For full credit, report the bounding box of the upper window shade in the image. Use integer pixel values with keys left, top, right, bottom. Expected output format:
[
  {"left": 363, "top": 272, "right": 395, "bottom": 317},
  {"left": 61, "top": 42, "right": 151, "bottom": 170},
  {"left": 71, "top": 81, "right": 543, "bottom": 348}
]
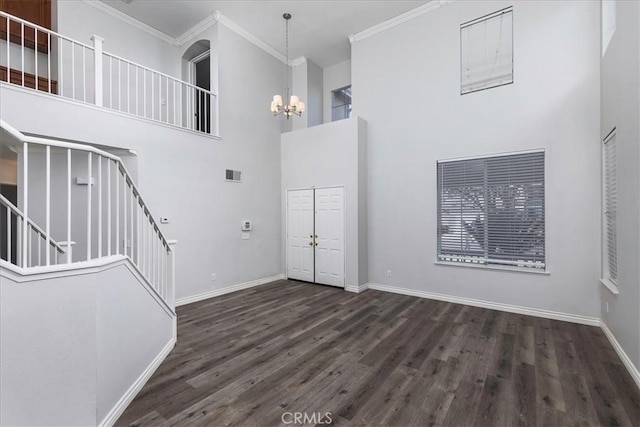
[{"left": 461, "top": 7, "right": 513, "bottom": 94}]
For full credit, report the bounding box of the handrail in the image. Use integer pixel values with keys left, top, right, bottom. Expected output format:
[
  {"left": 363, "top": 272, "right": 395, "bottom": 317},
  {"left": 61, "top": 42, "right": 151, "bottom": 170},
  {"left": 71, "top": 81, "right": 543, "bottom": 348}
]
[
  {"left": 0, "top": 10, "right": 95, "bottom": 50},
  {"left": 102, "top": 51, "right": 217, "bottom": 95},
  {"left": 0, "top": 194, "right": 65, "bottom": 254},
  {"left": 2, "top": 121, "right": 170, "bottom": 248}
]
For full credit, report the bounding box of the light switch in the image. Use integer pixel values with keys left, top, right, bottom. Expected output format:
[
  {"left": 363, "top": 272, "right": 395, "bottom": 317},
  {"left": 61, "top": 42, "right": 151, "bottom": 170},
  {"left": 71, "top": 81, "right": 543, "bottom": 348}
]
[{"left": 242, "top": 232, "right": 250, "bottom": 240}]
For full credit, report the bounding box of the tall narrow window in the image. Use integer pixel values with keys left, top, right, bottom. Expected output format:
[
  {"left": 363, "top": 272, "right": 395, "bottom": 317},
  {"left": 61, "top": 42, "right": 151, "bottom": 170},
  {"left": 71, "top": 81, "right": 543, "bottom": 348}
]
[
  {"left": 603, "top": 130, "right": 618, "bottom": 287},
  {"left": 437, "top": 150, "right": 545, "bottom": 270},
  {"left": 331, "top": 85, "right": 352, "bottom": 121},
  {"left": 461, "top": 7, "right": 513, "bottom": 94}
]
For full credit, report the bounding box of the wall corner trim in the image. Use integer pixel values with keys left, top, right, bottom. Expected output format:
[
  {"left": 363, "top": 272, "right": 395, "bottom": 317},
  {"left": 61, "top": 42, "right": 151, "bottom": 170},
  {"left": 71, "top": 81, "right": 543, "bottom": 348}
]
[
  {"left": 175, "top": 274, "right": 286, "bottom": 306},
  {"left": 290, "top": 56, "right": 307, "bottom": 67},
  {"left": 214, "top": 11, "right": 287, "bottom": 64},
  {"left": 365, "top": 282, "right": 601, "bottom": 326},
  {"left": 175, "top": 13, "right": 218, "bottom": 46},
  {"left": 98, "top": 338, "right": 176, "bottom": 427},
  {"left": 600, "top": 321, "right": 640, "bottom": 390},
  {"left": 349, "top": 0, "right": 452, "bottom": 44},
  {"left": 345, "top": 283, "right": 369, "bottom": 293},
  {"left": 80, "top": 0, "right": 177, "bottom": 45}
]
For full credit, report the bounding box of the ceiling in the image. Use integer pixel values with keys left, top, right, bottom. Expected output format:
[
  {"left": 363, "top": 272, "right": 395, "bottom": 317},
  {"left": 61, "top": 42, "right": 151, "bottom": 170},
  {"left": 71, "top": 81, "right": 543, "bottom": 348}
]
[{"left": 98, "top": 0, "right": 429, "bottom": 67}]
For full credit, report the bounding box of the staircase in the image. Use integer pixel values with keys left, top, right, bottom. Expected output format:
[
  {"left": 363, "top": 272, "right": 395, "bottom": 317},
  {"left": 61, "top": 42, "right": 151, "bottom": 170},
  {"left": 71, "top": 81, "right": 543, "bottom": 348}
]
[
  {"left": 0, "top": 119, "right": 175, "bottom": 309},
  {"left": 0, "top": 118, "right": 178, "bottom": 426}
]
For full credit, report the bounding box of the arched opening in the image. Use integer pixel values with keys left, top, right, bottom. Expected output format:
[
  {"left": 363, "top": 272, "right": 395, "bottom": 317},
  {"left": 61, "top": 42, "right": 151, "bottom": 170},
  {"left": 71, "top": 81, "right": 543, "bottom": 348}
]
[{"left": 182, "top": 40, "right": 211, "bottom": 134}]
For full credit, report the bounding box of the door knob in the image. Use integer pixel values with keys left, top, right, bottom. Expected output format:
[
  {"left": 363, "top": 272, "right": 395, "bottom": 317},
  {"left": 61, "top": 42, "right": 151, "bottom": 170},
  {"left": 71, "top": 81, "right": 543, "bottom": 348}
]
[
  {"left": 309, "top": 242, "right": 313, "bottom": 246},
  {"left": 314, "top": 242, "right": 318, "bottom": 246}
]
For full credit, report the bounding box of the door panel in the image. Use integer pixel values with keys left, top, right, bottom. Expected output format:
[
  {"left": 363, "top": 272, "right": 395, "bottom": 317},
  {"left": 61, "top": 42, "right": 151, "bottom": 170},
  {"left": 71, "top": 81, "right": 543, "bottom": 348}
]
[
  {"left": 286, "top": 190, "right": 314, "bottom": 282},
  {"left": 314, "top": 187, "right": 344, "bottom": 287}
]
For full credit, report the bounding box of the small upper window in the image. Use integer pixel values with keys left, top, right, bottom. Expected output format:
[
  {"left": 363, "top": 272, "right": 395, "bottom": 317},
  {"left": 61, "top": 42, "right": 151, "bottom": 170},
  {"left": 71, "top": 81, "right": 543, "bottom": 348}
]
[
  {"left": 460, "top": 7, "right": 513, "bottom": 94},
  {"left": 331, "top": 85, "right": 352, "bottom": 121}
]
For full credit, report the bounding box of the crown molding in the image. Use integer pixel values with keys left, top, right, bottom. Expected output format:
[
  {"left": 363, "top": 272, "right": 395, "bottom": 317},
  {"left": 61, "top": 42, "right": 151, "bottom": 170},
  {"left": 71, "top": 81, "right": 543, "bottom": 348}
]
[
  {"left": 215, "top": 11, "right": 287, "bottom": 64},
  {"left": 81, "top": 0, "right": 176, "bottom": 45},
  {"left": 175, "top": 13, "right": 217, "bottom": 46},
  {"left": 290, "top": 56, "right": 306, "bottom": 67},
  {"left": 80, "top": 3, "right": 292, "bottom": 65},
  {"left": 349, "top": 0, "right": 452, "bottom": 44}
]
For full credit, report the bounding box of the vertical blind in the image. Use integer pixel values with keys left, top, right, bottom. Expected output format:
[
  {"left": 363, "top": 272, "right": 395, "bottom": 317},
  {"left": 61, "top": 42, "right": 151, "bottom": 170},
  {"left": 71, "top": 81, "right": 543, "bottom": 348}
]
[
  {"left": 461, "top": 7, "right": 513, "bottom": 94},
  {"left": 437, "top": 151, "right": 545, "bottom": 269},
  {"left": 603, "top": 132, "right": 618, "bottom": 283}
]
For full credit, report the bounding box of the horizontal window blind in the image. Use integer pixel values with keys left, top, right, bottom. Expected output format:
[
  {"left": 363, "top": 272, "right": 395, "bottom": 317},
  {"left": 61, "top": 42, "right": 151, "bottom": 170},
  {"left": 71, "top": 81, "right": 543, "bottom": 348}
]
[
  {"left": 461, "top": 7, "right": 513, "bottom": 94},
  {"left": 437, "top": 151, "right": 545, "bottom": 269},
  {"left": 603, "top": 133, "right": 617, "bottom": 283}
]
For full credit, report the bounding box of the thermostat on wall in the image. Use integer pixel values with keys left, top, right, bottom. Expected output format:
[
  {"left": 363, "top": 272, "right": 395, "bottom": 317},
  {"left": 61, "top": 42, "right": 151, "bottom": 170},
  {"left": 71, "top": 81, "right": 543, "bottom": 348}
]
[{"left": 241, "top": 220, "right": 252, "bottom": 231}]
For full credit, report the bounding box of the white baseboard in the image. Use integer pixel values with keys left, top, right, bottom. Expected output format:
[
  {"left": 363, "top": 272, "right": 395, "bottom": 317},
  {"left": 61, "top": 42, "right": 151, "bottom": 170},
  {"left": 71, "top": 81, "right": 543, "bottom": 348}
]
[
  {"left": 365, "top": 283, "right": 600, "bottom": 327},
  {"left": 600, "top": 321, "right": 640, "bottom": 390},
  {"left": 345, "top": 283, "right": 370, "bottom": 293},
  {"left": 175, "top": 274, "right": 286, "bottom": 307},
  {"left": 99, "top": 337, "right": 176, "bottom": 427}
]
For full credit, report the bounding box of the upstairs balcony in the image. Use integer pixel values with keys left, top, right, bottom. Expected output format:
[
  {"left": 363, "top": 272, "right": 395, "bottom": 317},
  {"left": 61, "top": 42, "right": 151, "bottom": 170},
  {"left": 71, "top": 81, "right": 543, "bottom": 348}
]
[{"left": 0, "top": 11, "right": 218, "bottom": 137}]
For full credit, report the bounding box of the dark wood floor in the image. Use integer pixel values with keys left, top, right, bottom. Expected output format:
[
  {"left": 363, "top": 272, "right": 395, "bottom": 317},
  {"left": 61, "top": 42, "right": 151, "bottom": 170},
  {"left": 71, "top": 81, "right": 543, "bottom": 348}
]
[{"left": 118, "top": 280, "right": 640, "bottom": 426}]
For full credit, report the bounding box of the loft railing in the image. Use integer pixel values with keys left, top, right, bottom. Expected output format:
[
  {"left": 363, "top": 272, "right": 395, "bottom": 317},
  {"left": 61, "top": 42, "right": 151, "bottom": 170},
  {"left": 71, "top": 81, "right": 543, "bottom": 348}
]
[
  {"left": 0, "top": 193, "right": 66, "bottom": 267},
  {"left": 0, "top": 11, "right": 217, "bottom": 135},
  {"left": 0, "top": 120, "right": 175, "bottom": 308}
]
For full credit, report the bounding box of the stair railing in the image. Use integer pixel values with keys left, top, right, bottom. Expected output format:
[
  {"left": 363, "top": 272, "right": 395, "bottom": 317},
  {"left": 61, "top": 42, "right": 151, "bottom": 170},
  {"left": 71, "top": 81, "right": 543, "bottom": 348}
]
[
  {"left": 0, "top": 193, "right": 66, "bottom": 267},
  {"left": 0, "top": 120, "right": 175, "bottom": 308}
]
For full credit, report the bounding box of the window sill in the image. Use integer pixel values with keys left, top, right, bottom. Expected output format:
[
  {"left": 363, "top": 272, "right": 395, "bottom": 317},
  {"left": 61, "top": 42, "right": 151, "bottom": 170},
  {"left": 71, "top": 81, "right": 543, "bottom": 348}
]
[
  {"left": 600, "top": 278, "right": 619, "bottom": 295},
  {"left": 434, "top": 261, "right": 549, "bottom": 275}
]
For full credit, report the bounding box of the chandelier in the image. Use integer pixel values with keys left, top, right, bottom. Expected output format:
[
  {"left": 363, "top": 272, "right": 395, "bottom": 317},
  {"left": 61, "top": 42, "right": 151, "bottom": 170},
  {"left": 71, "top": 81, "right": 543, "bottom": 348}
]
[{"left": 270, "top": 13, "right": 305, "bottom": 119}]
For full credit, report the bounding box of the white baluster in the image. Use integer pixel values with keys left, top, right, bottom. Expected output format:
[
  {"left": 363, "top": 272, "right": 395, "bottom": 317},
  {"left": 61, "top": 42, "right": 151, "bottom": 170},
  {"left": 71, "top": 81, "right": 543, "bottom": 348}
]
[
  {"left": 67, "top": 148, "right": 71, "bottom": 263},
  {"left": 107, "top": 157, "right": 111, "bottom": 255},
  {"left": 91, "top": 35, "right": 104, "bottom": 107},
  {"left": 115, "top": 163, "right": 119, "bottom": 255},
  {"left": 45, "top": 145, "right": 50, "bottom": 266},
  {"left": 123, "top": 176, "right": 127, "bottom": 257},
  {"left": 87, "top": 152, "right": 92, "bottom": 260},
  {"left": 98, "top": 155, "right": 102, "bottom": 258},
  {"left": 22, "top": 142, "right": 28, "bottom": 266}
]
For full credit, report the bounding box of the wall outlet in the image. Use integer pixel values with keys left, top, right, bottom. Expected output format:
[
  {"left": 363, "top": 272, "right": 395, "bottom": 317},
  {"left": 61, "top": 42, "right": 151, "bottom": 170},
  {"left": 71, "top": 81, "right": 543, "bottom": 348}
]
[
  {"left": 211, "top": 273, "right": 216, "bottom": 281},
  {"left": 242, "top": 232, "right": 250, "bottom": 240},
  {"left": 387, "top": 270, "right": 392, "bottom": 277}
]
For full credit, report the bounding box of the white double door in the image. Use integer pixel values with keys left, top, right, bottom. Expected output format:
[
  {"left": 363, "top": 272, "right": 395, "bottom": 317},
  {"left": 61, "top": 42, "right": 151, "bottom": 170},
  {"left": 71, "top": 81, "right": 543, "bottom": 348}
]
[{"left": 287, "top": 187, "right": 345, "bottom": 288}]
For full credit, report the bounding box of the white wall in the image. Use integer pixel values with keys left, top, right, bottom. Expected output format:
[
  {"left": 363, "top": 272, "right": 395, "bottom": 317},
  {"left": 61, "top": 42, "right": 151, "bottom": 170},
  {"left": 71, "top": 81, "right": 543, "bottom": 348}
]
[
  {"left": 56, "top": 0, "right": 180, "bottom": 78},
  {"left": 0, "top": 259, "right": 174, "bottom": 426},
  {"left": 0, "top": 270, "right": 97, "bottom": 426},
  {"left": 281, "top": 117, "right": 367, "bottom": 288},
  {"left": 307, "top": 60, "right": 323, "bottom": 127},
  {"left": 96, "top": 262, "right": 174, "bottom": 424},
  {"left": 291, "top": 60, "right": 308, "bottom": 132},
  {"left": 323, "top": 59, "right": 351, "bottom": 124},
  {"left": 600, "top": 0, "right": 640, "bottom": 369},
  {"left": 352, "top": 0, "right": 601, "bottom": 317}
]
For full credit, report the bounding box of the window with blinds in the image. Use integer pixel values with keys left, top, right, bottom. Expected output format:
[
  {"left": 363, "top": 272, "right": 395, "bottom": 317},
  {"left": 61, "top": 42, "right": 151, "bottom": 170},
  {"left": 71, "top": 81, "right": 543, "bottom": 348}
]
[
  {"left": 437, "top": 151, "right": 545, "bottom": 270},
  {"left": 603, "top": 131, "right": 617, "bottom": 285},
  {"left": 461, "top": 7, "right": 513, "bottom": 94}
]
